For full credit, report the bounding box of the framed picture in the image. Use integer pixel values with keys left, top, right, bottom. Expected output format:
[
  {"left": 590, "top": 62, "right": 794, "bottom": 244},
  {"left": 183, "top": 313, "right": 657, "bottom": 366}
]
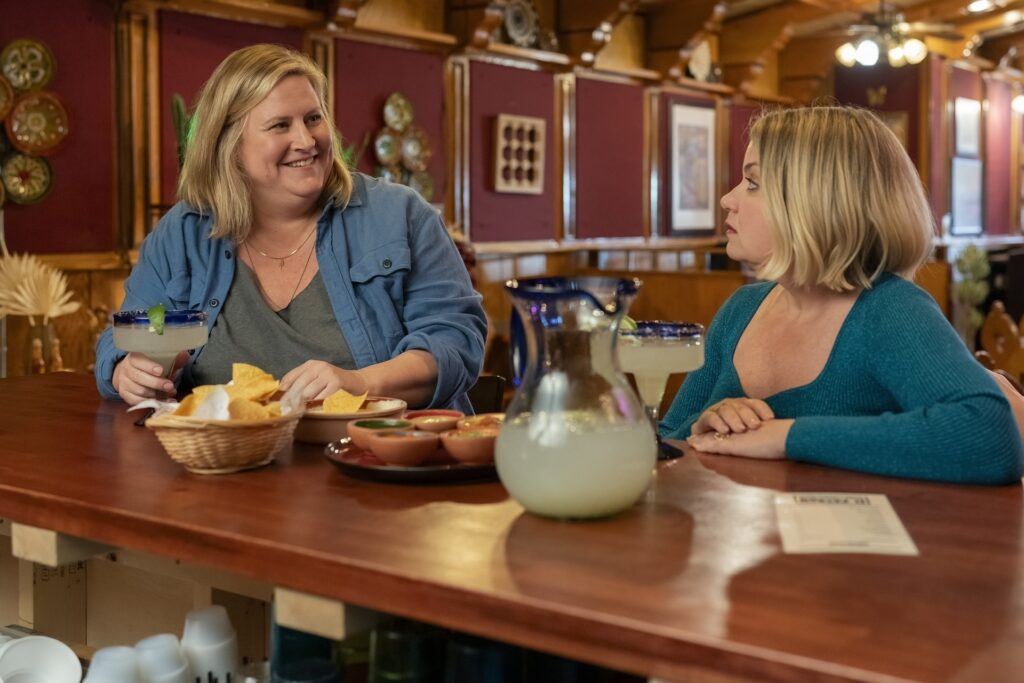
[
  {"left": 878, "top": 111, "right": 908, "bottom": 150},
  {"left": 954, "top": 97, "right": 981, "bottom": 157},
  {"left": 670, "top": 103, "right": 716, "bottom": 233},
  {"left": 951, "top": 157, "right": 983, "bottom": 235}
]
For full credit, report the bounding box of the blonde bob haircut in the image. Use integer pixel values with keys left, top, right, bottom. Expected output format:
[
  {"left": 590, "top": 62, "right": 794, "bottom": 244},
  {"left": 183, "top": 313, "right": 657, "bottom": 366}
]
[
  {"left": 749, "top": 106, "right": 934, "bottom": 291},
  {"left": 177, "top": 44, "right": 352, "bottom": 242}
]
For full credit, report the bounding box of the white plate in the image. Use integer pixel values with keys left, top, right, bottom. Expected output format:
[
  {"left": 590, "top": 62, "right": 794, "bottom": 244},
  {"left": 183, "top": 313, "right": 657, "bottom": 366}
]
[{"left": 295, "top": 397, "right": 407, "bottom": 444}]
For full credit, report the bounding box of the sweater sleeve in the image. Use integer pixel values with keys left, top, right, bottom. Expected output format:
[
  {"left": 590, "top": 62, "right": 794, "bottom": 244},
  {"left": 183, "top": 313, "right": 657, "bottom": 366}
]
[{"left": 786, "top": 282, "right": 1024, "bottom": 485}]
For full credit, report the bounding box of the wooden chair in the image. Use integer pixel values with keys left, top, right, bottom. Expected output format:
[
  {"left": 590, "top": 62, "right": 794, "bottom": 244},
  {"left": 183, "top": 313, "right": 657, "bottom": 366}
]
[
  {"left": 976, "top": 301, "right": 1024, "bottom": 385},
  {"left": 466, "top": 374, "right": 507, "bottom": 414}
]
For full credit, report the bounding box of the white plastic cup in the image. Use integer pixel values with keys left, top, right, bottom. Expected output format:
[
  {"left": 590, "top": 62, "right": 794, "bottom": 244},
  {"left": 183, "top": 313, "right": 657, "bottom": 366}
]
[
  {"left": 135, "top": 634, "right": 192, "bottom": 683},
  {"left": 181, "top": 605, "right": 240, "bottom": 682},
  {"left": 0, "top": 635, "right": 82, "bottom": 683},
  {"left": 83, "top": 645, "right": 140, "bottom": 682}
]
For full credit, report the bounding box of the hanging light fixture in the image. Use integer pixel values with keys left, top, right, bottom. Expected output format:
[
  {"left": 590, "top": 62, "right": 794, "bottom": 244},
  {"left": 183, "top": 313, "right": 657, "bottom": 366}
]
[{"left": 835, "top": 35, "right": 928, "bottom": 68}]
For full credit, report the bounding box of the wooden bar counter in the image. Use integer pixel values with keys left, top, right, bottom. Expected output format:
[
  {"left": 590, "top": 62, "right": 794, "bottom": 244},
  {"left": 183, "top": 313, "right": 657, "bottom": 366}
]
[{"left": 1, "top": 374, "right": 1023, "bottom": 682}]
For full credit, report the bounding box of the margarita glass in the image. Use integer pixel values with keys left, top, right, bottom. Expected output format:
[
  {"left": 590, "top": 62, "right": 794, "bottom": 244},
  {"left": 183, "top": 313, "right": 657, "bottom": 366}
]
[
  {"left": 618, "top": 321, "right": 704, "bottom": 459},
  {"left": 112, "top": 309, "right": 209, "bottom": 379}
]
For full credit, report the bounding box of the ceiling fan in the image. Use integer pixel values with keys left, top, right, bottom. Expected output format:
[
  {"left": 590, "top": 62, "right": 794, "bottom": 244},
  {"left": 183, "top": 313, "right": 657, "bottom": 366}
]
[
  {"left": 836, "top": 1, "right": 962, "bottom": 67},
  {"left": 847, "top": 1, "right": 963, "bottom": 42}
]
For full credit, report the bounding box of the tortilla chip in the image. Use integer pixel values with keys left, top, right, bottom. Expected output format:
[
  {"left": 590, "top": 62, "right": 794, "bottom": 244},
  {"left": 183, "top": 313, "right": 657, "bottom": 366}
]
[
  {"left": 191, "top": 384, "right": 221, "bottom": 403},
  {"left": 264, "top": 401, "right": 282, "bottom": 417},
  {"left": 230, "top": 363, "right": 279, "bottom": 401},
  {"left": 322, "top": 389, "right": 368, "bottom": 414},
  {"left": 173, "top": 394, "right": 199, "bottom": 417},
  {"left": 228, "top": 397, "right": 270, "bottom": 421}
]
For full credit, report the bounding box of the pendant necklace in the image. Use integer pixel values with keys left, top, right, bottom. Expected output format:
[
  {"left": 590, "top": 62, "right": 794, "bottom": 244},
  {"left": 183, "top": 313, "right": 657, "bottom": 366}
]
[
  {"left": 249, "top": 224, "right": 316, "bottom": 269},
  {"left": 244, "top": 240, "right": 315, "bottom": 311}
]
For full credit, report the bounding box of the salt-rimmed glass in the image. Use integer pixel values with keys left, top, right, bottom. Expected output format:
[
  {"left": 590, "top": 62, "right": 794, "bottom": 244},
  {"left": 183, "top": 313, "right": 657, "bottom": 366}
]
[
  {"left": 112, "top": 309, "right": 208, "bottom": 378},
  {"left": 618, "top": 321, "right": 704, "bottom": 459}
]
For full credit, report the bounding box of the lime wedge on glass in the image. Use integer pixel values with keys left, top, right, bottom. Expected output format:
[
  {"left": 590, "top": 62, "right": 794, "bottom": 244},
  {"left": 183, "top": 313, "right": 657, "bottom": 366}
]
[
  {"left": 620, "top": 315, "right": 638, "bottom": 332},
  {"left": 147, "top": 303, "right": 166, "bottom": 335}
]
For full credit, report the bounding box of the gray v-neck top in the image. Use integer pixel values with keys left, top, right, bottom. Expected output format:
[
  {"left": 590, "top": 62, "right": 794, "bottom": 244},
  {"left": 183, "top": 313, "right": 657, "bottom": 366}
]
[{"left": 188, "top": 262, "right": 355, "bottom": 387}]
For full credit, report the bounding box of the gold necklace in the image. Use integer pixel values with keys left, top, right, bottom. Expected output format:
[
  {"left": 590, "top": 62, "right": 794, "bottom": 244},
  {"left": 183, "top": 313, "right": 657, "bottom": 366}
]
[
  {"left": 249, "top": 225, "right": 316, "bottom": 269},
  {"left": 244, "top": 240, "right": 316, "bottom": 311}
]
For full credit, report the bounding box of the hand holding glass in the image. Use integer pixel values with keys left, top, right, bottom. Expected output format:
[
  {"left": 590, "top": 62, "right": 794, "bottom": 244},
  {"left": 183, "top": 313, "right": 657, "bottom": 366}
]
[{"left": 112, "top": 310, "right": 208, "bottom": 379}]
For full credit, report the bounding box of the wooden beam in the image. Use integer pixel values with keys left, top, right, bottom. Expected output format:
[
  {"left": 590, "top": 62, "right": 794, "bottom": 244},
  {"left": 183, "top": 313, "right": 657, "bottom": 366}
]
[
  {"left": 11, "top": 523, "right": 114, "bottom": 568},
  {"left": 274, "top": 587, "right": 382, "bottom": 640},
  {"left": 560, "top": 0, "right": 641, "bottom": 66}
]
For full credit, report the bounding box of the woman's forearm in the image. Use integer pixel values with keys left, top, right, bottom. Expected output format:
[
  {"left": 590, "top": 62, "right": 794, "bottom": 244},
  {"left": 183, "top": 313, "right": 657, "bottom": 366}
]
[{"left": 357, "top": 349, "right": 439, "bottom": 408}]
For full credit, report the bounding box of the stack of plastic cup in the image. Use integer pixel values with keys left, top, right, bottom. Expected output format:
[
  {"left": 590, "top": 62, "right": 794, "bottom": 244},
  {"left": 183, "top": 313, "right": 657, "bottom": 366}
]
[
  {"left": 0, "top": 635, "right": 81, "bottom": 683},
  {"left": 135, "top": 633, "right": 193, "bottom": 683},
  {"left": 83, "top": 645, "right": 139, "bottom": 682},
  {"left": 181, "top": 605, "right": 240, "bottom": 682}
]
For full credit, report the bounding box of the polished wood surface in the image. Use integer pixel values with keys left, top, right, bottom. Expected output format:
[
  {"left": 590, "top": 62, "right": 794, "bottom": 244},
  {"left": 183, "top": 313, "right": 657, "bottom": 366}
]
[{"left": 2, "top": 374, "right": 1023, "bottom": 682}]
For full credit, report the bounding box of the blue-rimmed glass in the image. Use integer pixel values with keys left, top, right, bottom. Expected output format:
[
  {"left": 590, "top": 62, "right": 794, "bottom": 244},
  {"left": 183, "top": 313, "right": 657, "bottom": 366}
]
[
  {"left": 111, "top": 309, "right": 208, "bottom": 378},
  {"left": 618, "top": 321, "right": 704, "bottom": 460}
]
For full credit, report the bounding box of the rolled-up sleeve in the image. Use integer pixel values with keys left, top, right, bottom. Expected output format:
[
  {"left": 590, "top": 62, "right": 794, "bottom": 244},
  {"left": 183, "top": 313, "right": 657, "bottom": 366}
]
[{"left": 391, "top": 206, "right": 487, "bottom": 407}]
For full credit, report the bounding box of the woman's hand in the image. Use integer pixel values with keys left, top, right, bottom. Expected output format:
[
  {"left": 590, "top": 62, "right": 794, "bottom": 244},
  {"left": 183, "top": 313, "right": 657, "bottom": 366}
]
[
  {"left": 691, "top": 398, "right": 775, "bottom": 435},
  {"left": 687, "top": 418, "right": 794, "bottom": 460},
  {"left": 112, "top": 351, "right": 186, "bottom": 405},
  {"left": 280, "top": 360, "right": 369, "bottom": 402}
]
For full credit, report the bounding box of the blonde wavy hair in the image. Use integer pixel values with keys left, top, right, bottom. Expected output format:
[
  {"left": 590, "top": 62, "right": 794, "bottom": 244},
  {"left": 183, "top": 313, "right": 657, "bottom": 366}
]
[
  {"left": 750, "top": 106, "right": 934, "bottom": 291},
  {"left": 177, "top": 44, "right": 352, "bottom": 242}
]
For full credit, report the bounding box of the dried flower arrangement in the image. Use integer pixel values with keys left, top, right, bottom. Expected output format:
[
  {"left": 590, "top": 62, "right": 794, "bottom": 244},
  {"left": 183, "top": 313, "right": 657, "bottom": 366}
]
[{"left": 0, "top": 248, "right": 80, "bottom": 325}]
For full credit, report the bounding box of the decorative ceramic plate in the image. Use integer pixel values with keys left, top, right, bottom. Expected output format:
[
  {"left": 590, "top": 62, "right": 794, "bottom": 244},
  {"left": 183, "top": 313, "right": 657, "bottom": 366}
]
[
  {"left": 373, "top": 127, "right": 401, "bottom": 166},
  {"left": 0, "top": 39, "right": 55, "bottom": 91},
  {"left": 382, "top": 92, "right": 413, "bottom": 133},
  {"left": 1, "top": 152, "right": 52, "bottom": 204},
  {"left": 408, "top": 170, "right": 434, "bottom": 201},
  {"left": 400, "top": 125, "right": 431, "bottom": 173},
  {"left": 375, "top": 164, "right": 404, "bottom": 184},
  {"left": 0, "top": 75, "right": 14, "bottom": 120},
  {"left": 325, "top": 438, "right": 497, "bottom": 484},
  {"left": 687, "top": 40, "right": 712, "bottom": 83},
  {"left": 504, "top": 0, "right": 539, "bottom": 48},
  {"left": 6, "top": 91, "right": 69, "bottom": 156}
]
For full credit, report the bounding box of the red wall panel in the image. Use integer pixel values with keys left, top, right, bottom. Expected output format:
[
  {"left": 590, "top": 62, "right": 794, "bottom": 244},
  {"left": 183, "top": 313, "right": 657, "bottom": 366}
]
[
  {"left": 468, "top": 62, "right": 555, "bottom": 242},
  {"left": 334, "top": 39, "right": 446, "bottom": 201},
  {"left": 0, "top": 0, "right": 115, "bottom": 253},
  {"left": 159, "top": 11, "right": 302, "bottom": 206},
  {"left": 833, "top": 62, "right": 921, "bottom": 169},
  {"left": 573, "top": 77, "right": 644, "bottom": 239},
  {"left": 728, "top": 102, "right": 759, "bottom": 189},
  {"left": 985, "top": 78, "right": 1011, "bottom": 235}
]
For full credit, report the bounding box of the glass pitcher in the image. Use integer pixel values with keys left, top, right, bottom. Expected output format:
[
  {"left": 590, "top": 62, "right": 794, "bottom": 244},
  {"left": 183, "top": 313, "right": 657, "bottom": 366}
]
[{"left": 495, "top": 276, "right": 657, "bottom": 519}]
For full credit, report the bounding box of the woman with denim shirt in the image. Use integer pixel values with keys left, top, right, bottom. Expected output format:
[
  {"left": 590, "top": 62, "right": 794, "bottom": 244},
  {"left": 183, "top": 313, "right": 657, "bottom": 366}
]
[{"left": 95, "top": 44, "right": 485, "bottom": 411}]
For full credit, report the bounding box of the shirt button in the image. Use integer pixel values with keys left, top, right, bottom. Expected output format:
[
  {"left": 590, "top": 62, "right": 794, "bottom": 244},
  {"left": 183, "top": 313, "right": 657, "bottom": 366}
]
[
  {"left": 224, "top": 250, "right": 232, "bottom": 259},
  {"left": 209, "top": 299, "right": 220, "bottom": 308},
  {"left": 383, "top": 258, "right": 392, "bottom": 269}
]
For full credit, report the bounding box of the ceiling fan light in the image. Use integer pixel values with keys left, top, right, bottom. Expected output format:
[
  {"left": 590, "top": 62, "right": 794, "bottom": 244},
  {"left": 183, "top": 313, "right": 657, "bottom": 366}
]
[
  {"left": 836, "top": 42, "right": 858, "bottom": 67},
  {"left": 967, "top": 0, "right": 994, "bottom": 13},
  {"left": 903, "top": 38, "right": 928, "bottom": 64},
  {"left": 888, "top": 44, "right": 907, "bottom": 67},
  {"left": 855, "top": 39, "right": 880, "bottom": 66}
]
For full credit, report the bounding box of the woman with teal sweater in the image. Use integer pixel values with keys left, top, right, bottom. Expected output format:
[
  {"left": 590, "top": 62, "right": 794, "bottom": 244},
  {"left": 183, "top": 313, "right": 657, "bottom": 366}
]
[{"left": 660, "top": 106, "right": 1024, "bottom": 484}]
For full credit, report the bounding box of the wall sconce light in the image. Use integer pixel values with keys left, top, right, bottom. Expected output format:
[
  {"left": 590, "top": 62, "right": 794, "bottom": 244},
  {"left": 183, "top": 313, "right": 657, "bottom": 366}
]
[
  {"left": 835, "top": 36, "right": 927, "bottom": 67},
  {"left": 1012, "top": 94, "right": 1024, "bottom": 113}
]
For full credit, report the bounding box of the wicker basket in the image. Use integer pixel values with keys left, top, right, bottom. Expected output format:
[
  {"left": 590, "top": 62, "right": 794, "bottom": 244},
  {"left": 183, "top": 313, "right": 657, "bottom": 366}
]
[{"left": 146, "top": 413, "right": 302, "bottom": 474}]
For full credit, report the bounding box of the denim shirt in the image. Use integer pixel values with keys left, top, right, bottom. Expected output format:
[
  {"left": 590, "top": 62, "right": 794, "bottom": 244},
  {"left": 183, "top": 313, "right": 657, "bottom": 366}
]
[{"left": 95, "top": 173, "right": 487, "bottom": 411}]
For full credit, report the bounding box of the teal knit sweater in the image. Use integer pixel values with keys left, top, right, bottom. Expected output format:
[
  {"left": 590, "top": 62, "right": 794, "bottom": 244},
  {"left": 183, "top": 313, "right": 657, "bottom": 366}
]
[{"left": 660, "top": 274, "right": 1024, "bottom": 484}]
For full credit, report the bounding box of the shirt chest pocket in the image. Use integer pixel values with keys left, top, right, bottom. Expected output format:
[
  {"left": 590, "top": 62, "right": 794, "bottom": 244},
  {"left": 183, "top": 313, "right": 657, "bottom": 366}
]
[{"left": 349, "top": 242, "right": 411, "bottom": 343}]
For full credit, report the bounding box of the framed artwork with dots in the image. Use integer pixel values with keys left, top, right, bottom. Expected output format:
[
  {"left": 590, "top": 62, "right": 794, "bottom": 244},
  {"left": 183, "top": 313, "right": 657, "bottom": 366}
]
[{"left": 493, "top": 114, "right": 545, "bottom": 194}]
